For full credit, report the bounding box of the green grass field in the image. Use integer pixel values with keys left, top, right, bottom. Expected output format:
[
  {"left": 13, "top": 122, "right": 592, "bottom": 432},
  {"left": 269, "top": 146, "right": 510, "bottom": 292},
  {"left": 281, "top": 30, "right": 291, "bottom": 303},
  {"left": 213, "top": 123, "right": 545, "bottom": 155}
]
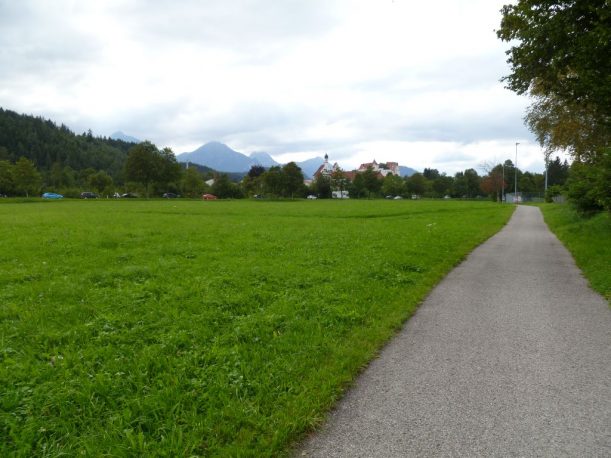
[
  {"left": 1, "top": 199, "right": 514, "bottom": 456},
  {"left": 539, "top": 204, "right": 610, "bottom": 302}
]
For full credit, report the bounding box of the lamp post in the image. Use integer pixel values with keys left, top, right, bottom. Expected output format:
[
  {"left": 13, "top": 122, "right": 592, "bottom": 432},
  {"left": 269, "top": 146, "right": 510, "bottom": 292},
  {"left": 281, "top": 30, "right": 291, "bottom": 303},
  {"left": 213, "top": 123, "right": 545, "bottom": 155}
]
[
  {"left": 502, "top": 162, "right": 505, "bottom": 203},
  {"left": 544, "top": 156, "right": 548, "bottom": 192},
  {"left": 515, "top": 142, "right": 519, "bottom": 204}
]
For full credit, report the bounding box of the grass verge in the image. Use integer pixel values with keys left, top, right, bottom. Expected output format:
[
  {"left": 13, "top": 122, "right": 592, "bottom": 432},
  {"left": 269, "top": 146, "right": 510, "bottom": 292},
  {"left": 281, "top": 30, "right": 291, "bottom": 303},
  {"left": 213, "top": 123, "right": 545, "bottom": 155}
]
[
  {"left": 1, "top": 199, "right": 513, "bottom": 456},
  {"left": 539, "top": 203, "right": 610, "bottom": 302}
]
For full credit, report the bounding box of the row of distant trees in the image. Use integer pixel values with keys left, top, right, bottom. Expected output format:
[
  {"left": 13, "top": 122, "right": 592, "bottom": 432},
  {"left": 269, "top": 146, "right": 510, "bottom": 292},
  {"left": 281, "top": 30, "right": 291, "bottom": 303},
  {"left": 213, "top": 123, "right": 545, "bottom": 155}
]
[
  {"left": 0, "top": 139, "right": 570, "bottom": 200},
  {"left": 308, "top": 160, "right": 567, "bottom": 201}
]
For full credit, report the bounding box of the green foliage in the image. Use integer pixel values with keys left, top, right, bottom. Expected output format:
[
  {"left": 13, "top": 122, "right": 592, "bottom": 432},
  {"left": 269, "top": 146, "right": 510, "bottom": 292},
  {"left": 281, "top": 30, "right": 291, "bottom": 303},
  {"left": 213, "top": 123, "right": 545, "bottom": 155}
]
[
  {"left": 281, "top": 162, "right": 305, "bottom": 198},
  {"left": 422, "top": 168, "right": 440, "bottom": 180},
  {"left": 431, "top": 174, "right": 454, "bottom": 198},
  {"left": 0, "top": 200, "right": 514, "bottom": 456},
  {"left": 88, "top": 170, "right": 113, "bottom": 195},
  {"left": 566, "top": 149, "right": 611, "bottom": 213},
  {"left": 544, "top": 185, "right": 563, "bottom": 203},
  {"left": 381, "top": 174, "right": 406, "bottom": 197},
  {"left": 349, "top": 173, "right": 365, "bottom": 198},
  {"left": 0, "top": 160, "right": 15, "bottom": 195},
  {"left": 479, "top": 163, "right": 504, "bottom": 201},
  {"left": 360, "top": 167, "right": 382, "bottom": 197},
  {"left": 405, "top": 173, "right": 428, "bottom": 196},
  {"left": 540, "top": 203, "right": 610, "bottom": 301},
  {"left": 125, "top": 142, "right": 180, "bottom": 197},
  {"left": 311, "top": 174, "right": 332, "bottom": 198},
  {"left": 181, "top": 167, "right": 206, "bottom": 198},
  {"left": 259, "top": 163, "right": 305, "bottom": 198},
  {"left": 547, "top": 156, "right": 570, "bottom": 187},
  {"left": 452, "top": 169, "right": 481, "bottom": 198},
  {"left": 497, "top": 0, "right": 610, "bottom": 210},
  {"left": 497, "top": 1, "right": 610, "bottom": 156},
  {"left": 261, "top": 166, "right": 284, "bottom": 197},
  {"left": 13, "top": 157, "right": 41, "bottom": 197},
  {"left": 211, "top": 174, "right": 242, "bottom": 199},
  {"left": 0, "top": 108, "right": 131, "bottom": 183},
  {"left": 331, "top": 168, "right": 349, "bottom": 196}
]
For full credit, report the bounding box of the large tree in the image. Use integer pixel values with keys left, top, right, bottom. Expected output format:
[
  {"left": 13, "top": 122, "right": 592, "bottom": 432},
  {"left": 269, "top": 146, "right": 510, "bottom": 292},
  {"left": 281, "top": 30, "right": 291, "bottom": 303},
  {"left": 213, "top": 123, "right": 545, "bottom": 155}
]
[
  {"left": 13, "top": 157, "right": 42, "bottom": 197},
  {"left": 497, "top": 0, "right": 610, "bottom": 211},
  {"left": 125, "top": 142, "right": 159, "bottom": 196},
  {"left": 361, "top": 167, "right": 382, "bottom": 198},
  {"left": 281, "top": 162, "right": 305, "bottom": 198},
  {"left": 480, "top": 161, "right": 506, "bottom": 202},
  {"left": 405, "top": 173, "right": 428, "bottom": 196},
  {"left": 124, "top": 142, "right": 180, "bottom": 197},
  {"left": 88, "top": 170, "right": 113, "bottom": 195},
  {"left": 312, "top": 174, "right": 332, "bottom": 198},
  {"left": 497, "top": 0, "right": 610, "bottom": 157},
  {"left": 382, "top": 174, "right": 406, "bottom": 197},
  {"left": 261, "top": 166, "right": 284, "bottom": 197}
]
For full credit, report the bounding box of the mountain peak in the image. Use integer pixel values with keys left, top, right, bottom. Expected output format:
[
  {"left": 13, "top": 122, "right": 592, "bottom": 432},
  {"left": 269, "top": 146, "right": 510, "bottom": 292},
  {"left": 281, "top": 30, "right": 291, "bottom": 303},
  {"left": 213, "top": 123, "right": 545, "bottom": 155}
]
[
  {"left": 250, "top": 151, "right": 279, "bottom": 167},
  {"left": 110, "top": 131, "right": 141, "bottom": 143}
]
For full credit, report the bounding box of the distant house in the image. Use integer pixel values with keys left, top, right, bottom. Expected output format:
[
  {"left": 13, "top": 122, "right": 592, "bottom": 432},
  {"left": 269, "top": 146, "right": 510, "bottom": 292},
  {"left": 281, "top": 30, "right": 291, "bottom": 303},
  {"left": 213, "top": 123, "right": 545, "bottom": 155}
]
[
  {"left": 313, "top": 155, "right": 399, "bottom": 183},
  {"left": 357, "top": 159, "right": 399, "bottom": 177}
]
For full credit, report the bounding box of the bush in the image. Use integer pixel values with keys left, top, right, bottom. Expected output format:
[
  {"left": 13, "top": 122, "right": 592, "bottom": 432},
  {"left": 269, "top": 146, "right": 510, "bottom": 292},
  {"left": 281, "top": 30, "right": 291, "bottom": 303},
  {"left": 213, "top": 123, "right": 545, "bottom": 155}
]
[
  {"left": 544, "top": 185, "right": 563, "bottom": 203},
  {"left": 567, "top": 149, "right": 611, "bottom": 214}
]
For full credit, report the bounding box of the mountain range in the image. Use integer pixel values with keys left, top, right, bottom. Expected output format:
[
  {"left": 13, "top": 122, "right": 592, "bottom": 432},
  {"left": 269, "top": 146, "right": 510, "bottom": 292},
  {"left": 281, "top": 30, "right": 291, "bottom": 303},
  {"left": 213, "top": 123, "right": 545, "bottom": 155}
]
[
  {"left": 176, "top": 141, "right": 417, "bottom": 178},
  {"left": 108, "top": 129, "right": 418, "bottom": 178},
  {"left": 177, "top": 142, "right": 325, "bottom": 178}
]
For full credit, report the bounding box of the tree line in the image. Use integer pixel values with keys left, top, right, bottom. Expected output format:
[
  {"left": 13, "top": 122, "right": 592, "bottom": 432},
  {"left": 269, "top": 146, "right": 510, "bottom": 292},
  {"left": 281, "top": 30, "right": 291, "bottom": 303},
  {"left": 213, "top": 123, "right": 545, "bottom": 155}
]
[
  {"left": 0, "top": 104, "right": 571, "bottom": 201},
  {"left": 0, "top": 104, "right": 568, "bottom": 200}
]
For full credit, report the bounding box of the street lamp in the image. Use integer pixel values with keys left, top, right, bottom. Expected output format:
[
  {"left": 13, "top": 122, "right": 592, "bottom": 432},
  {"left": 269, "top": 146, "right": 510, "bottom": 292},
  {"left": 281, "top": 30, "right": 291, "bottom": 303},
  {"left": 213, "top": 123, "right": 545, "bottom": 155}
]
[
  {"left": 545, "top": 156, "right": 548, "bottom": 192},
  {"left": 502, "top": 161, "right": 505, "bottom": 203},
  {"left": 515, "top": 142, "right": 519, "bottom": 204}
]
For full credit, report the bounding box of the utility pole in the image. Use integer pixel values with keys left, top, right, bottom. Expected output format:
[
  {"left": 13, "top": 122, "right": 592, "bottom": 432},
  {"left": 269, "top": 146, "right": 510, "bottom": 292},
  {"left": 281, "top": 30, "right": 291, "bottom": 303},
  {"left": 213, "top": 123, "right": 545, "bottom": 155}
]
[{"left": 515, "top": 142, "right": 519, "bottom": 204}]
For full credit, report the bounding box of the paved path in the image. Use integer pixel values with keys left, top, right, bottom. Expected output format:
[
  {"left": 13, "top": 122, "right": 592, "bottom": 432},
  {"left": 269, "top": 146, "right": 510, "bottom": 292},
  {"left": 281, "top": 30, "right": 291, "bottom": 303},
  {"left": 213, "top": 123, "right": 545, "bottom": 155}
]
[{"left": 297, "top": 205, "right": 611, "bottom": 457}]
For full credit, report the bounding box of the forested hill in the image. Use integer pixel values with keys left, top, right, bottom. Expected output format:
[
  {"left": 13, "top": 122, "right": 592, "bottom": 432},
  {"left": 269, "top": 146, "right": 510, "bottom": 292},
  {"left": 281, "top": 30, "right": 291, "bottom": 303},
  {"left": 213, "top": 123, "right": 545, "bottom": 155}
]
[{"left": 0, "top": 107, "right": 134, "bottom": 179}]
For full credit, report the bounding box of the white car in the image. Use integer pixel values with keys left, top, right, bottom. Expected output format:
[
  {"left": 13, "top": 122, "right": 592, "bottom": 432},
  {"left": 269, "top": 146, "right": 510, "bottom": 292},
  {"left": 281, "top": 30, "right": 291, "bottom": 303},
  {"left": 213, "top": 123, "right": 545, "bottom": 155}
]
[{"left": 306, "top": 195, "right": 318, "bottom": 199}]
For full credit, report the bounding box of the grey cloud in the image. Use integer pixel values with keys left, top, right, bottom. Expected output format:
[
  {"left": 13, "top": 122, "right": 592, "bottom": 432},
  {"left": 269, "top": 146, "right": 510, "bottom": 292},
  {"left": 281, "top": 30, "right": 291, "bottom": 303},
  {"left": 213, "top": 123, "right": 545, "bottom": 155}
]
[
  {"left": 0, "top": 2, "right": 101, "bottom": 81},
  {"left": 111, "top": 0, "right": 340, "bottom": 62}
]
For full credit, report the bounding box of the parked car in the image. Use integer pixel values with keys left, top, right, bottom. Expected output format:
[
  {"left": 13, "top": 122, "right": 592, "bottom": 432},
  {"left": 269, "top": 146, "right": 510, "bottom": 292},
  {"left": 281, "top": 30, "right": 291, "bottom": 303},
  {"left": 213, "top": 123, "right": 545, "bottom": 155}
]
[
  {"left": 394, "top": 195, "right": 403, "bottom": 200},
  {"left": 202, "top": 193, "right": 217, "bottom": 200},
  {"left": 162, "top": 192, "right": 179, "bottom": 198},
  {"left": 385, "top": 195, "right": 394, "bottom": 199},
  {"left": 121, "top": 192, "right": 138, "bottom": 198},
  {"left": 80, "top": 192, "right": 98, "bottom": 199},
  {"left": 42, "top": 192, "right": 63, "bottom": 199},
  {"left": 306, "top": 195, "right": 317, "bottom": 199},
  {"left": 253, "top": 194, "right": 265, "bottom": 199}
]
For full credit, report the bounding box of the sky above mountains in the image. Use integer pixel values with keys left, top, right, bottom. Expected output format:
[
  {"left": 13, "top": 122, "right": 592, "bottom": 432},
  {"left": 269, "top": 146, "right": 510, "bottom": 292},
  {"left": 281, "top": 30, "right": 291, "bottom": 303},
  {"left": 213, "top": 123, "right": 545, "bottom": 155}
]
[{"left": 0, "top": 0, "right": 554, "bottom": 174}]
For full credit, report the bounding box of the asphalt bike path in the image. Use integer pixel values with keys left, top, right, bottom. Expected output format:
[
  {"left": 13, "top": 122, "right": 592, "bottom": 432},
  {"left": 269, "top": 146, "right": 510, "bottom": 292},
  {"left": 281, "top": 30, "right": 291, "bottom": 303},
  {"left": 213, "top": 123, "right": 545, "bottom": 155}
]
[{"left": 297, "top": 205, "right": 610, "bottom": 457}]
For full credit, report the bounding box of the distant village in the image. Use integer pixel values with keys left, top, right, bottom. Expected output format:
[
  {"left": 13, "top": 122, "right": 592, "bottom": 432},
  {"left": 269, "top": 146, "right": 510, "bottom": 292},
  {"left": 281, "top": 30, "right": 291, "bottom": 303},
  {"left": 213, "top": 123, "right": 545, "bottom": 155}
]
[{"left": 312, "top": 154, "right": 400, "bottom": 181}]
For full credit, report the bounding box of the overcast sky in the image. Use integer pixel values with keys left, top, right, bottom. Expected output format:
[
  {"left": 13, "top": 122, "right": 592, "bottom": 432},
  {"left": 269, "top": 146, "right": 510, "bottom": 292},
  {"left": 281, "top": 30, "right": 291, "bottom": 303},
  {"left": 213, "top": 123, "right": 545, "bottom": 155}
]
[{"left": 0, "top": 0, "right": 555, "bottom": 174}]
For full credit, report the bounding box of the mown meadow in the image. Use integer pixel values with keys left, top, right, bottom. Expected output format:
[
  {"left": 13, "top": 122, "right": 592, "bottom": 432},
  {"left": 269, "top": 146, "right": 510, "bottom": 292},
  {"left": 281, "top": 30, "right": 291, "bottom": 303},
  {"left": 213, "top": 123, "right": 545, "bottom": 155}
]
[{"left": 0, "top": 199, "right": 514, "bottom": 456}]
